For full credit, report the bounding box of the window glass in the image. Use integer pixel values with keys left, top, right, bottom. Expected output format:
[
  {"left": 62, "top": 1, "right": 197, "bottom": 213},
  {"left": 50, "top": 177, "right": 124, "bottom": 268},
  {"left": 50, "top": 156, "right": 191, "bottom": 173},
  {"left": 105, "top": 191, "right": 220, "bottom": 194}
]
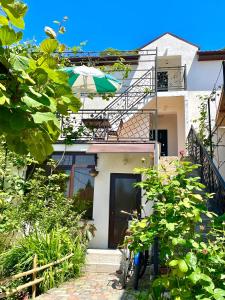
[
  {"left": 51, "top": 153, "right": 95, "bottom": 219},
  {"left": 73, "top": 167, "right": 94, "bottom": 219},
  {"left": 75, "top": 155, "right": 95, "bottom": 166},
  {"left": 52, "top": 154, "right": 73, "bottom": 166}
]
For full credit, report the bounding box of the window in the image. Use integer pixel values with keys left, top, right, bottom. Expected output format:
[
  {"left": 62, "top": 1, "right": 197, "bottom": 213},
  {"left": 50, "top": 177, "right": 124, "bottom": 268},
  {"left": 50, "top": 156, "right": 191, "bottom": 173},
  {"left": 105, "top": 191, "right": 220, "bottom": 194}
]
[
  {"left": 157, "top": 71, "right": 168, "bottom": 91},
  {"left": 52, "top": 153, "right": 96, "bottom": 219}
]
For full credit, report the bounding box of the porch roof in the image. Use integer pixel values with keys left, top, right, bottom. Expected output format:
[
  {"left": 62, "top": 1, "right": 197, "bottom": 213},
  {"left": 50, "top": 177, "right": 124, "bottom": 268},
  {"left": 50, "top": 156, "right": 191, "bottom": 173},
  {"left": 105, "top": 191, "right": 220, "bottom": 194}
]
[{"left": 86, "top": 143, "right": 155, "bottom": 153}]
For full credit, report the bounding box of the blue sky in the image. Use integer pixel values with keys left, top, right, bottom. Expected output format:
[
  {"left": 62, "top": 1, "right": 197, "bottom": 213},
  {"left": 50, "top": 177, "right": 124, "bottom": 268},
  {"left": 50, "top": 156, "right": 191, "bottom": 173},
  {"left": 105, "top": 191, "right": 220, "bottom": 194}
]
[{"left": 24, "top": 0, "right": 225, "bottom": 51}]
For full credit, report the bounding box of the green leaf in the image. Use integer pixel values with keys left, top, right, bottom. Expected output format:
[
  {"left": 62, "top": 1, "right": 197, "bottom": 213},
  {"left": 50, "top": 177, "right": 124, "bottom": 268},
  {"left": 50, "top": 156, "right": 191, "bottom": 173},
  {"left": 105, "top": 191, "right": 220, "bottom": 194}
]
[
  {"left": 169, "top": 259, "right": 179, "bottom": 267},
  {"left": 0, "top": 25, "right": 17, "bottom": 46},
  {"left": 190, "top": 239, "right": 199, "bottom": 249},
  {"left": 0, "top": 16, "right": 9, "bottom": 25},
  {"left": 182, "top": 198, "right": 191, "bottom": 208},
  {"left": 189, "top": 271, "right": 201, "bottom": 284},
  {"left": 58, "top": 44, "right": 66, "bottom": 52},
  {"left": 0, "top": 90, "right": 9, "bottom": 105},
  {"left": 139, "top": 219, "right": 147, "bottom": 228},
  {"left": 178, "top": 259, "right": 188, "bottom": 273},
  {"left": 9, "top": 112, "right": 28, "bottom": 131},
  {"left": 185, "top": 252, "right": 197, "bottom": 269},
  {"left": 2, "top": 2, "right": 27, "bottom": 29},
  {"left": 33, "top": 68, "right": 48, "bottom": 85},
  {"left": 2, "top": 8, "right": 24, "bottom": 29},
  {"left": 25, "top": 130, "right": 54, "bottom": 162},
  {"left": 45, "top": 69, "right": 68, "bottom": 85},
  {"left": 166, "top": 223, "right": 176, "bottom": 231},
  {"left": 10, "top": 54, "right": 30, "bottom": 71},
  {"left": 20, "top": 70, "right": 35, "bottom": 84},
  {"left": 192, "top": 194, "right": 203, "bottom": 201},
  {"left": 214, "top": 288, "right": 225, "bottom": 300},
  {"left": 40, "top": 39, "right": 59, "bottom": 54},
  {"left": 199, "top": 273, "right": 213, "bottom": 283},
  {"left": 22, "top": 95, "right": 44, "bottom": 108},
  {"left": 0, "top": 83, "right": 6, "bottom": 91},
  {"left": 32, "top": 112, "right": 59, "bottom": 127},
  {"left": 6, "top": 135, "right": 28, "bottom": 155}
]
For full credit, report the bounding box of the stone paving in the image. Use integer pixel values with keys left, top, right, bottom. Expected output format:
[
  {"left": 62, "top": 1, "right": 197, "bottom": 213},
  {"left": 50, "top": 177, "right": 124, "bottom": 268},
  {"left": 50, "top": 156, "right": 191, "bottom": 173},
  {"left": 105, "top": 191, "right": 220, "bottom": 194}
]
[{"left": 36, "top": 271, "right": 149, "bottom": 300}]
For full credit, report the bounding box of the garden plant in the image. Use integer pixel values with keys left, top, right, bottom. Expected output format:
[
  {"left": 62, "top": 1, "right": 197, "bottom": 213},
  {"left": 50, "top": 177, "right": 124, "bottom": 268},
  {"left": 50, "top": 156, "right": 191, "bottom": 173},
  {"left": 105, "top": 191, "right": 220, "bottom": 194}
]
[{"left": 127, "top": 161, "right": 225, "bottom": 300}]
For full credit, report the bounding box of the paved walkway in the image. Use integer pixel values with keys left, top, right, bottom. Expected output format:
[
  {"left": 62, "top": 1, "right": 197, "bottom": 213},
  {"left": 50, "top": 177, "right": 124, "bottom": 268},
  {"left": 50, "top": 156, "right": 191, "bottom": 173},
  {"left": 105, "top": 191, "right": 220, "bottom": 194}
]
[{"left": 36, "top": 272, "right": 149, "bottom": 300}]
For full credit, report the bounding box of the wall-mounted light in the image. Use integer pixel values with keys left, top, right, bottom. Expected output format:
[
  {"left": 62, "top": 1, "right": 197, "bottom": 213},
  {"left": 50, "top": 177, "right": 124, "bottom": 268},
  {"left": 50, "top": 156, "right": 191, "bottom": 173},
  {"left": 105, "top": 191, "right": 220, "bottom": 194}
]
[
  {"left": 89, "top": 166, "right": 99, "bottom": 177},
  {"left": 141, "top": 157, "right": 146, "bottom": 164}
]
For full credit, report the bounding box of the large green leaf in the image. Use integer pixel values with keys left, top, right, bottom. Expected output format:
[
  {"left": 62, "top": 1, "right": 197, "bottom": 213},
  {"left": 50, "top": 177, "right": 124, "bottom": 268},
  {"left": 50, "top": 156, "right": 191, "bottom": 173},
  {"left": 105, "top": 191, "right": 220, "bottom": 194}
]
[
  {"left": 169, "top": 259, "right": 179, "bottom": 267},
  {"left": 214, "top": 289, "right": 225, "bottom": 300},
  {"left": 189, "top": 271, "right": 201, "bottom": 284},
  {"left": 166, "top": 222, "right": 176, "bottom": 231},
  {"left": 0, "top": 26, "right": 17, "bottom": 46},
  {"left": 10, "top": 54, "right": 30, "bottom": 71},
  {"left": 0, "top": 90, "right": 10, "bottom": 105},
  {"left": 185, "top": 252, "right": 197, "bottom": 270},
  {"left": 0, "top": 16, "right": 9, "bottom": 25},
  {"left": 25, "top": 130, "right": 54, "bottom": 162},
  {"left": 9, "top": 111, "right": 28, "bottom": 131},
  {"left": 33, "top": 68, "right": 48, "bottom": 85},
  {"left": 45, "top": 68, "right": 68, "bottom": 85},
  {"left": 40, "top": 39, "right": 59, "bottom": 54},
  {"left": 1, "top": 2, "right": 27, "bottom": 29},
  {"left": 178, "top": 259, "right": 188, "bottom": 273},
  {"left": 22, "top": 95, "right": 45, "bottom": 108},
  {"left": 32, "top": 112, "right": 59, "bottom": 127},
  {"left": 6, "top": 135, "right": 28, "bottom": 155}
]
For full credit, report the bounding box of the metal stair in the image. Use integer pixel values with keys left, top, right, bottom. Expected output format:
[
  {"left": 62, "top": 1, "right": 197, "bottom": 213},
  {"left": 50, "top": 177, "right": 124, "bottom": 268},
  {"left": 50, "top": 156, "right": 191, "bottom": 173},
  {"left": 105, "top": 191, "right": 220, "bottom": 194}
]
[
  {"left": 92, "top": 68, "right": 156, "bottom": 137},
  {"left": 60, "top": 68, "right": 156, "bottom": 142},
  {"left": 187, "top": 126, "right": 225, "bottom": 215}
]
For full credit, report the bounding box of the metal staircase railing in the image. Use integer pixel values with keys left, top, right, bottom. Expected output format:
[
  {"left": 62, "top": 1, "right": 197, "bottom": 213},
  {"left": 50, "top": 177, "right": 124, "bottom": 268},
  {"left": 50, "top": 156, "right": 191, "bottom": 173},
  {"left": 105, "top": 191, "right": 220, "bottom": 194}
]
[
  {"left": 61, "top": 68, "right": 156, "bottom": 142},
  {"left": 187, "top": 125, "right": 225, "bottom": 214},
  {"left": 92, "top": 68, "right": 156, "bottom": 136}
]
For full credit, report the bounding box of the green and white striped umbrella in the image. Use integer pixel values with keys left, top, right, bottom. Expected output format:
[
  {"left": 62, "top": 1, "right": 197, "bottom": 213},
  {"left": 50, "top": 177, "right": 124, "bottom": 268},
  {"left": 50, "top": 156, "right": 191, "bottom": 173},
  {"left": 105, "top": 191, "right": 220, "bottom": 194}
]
[{"left": 63, "top": 65, "right": 121, "bottom": 94}]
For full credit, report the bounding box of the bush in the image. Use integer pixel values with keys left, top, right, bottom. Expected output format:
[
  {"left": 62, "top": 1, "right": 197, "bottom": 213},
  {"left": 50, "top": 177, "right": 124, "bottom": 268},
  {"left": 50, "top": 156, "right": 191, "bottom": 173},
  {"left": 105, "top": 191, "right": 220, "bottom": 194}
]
[
  {"left": 0, "top": 145, "right": 95, "bottom": 298},
  {"left": 127, "top": 161, "right": 225, "bottom": 300},
  {"left": 0, "top": 227, "right": 86, "bottom": 295}
]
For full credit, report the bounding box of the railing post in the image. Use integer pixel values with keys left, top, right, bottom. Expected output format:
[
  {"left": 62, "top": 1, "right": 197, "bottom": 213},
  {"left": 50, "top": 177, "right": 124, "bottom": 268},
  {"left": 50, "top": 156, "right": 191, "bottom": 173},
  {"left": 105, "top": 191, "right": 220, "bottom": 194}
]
[
  {"left": 184, "top": 65, "right": 187, "bottom": 90},
  {"left": 32, "top": 254, "right": 37, "bottom": 299}
]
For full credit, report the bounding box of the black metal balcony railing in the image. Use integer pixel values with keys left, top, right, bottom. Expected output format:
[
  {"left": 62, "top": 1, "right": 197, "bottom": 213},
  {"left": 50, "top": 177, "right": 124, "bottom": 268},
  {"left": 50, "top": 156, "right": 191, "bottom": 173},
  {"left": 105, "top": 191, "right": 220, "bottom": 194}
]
[
  {"left": 157, "top": 66, "right": 186, "bottom": 92},
  {"left": 187, "top": 126, "right": 225, "bottom": 214},
  {"left": 60, "top": 109, "right": 156, "bottom": 143}
]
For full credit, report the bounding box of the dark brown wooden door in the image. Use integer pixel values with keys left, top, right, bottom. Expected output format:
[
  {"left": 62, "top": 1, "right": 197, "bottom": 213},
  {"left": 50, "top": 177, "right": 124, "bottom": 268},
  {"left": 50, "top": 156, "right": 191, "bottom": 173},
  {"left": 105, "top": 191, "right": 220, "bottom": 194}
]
[{"left": 108, "top": 173, "right": 141, "bottom": 249}]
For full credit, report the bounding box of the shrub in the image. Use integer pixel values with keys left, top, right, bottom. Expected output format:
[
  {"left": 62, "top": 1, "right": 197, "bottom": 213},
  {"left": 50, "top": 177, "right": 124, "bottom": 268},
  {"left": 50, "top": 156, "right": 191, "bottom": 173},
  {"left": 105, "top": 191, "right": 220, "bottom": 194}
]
[
  {"left": 0, "top": 227, "right": 86, "bottom": 295},
  {"left": 127, "top": 161, "right": 225, "bottom": 300}
]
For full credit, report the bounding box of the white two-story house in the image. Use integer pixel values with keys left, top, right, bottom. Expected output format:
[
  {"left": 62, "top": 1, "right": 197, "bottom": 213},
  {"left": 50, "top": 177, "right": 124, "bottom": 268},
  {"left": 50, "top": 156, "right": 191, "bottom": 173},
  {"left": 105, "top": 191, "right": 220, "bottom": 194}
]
[{"left": 52, "top": 32, "right": 225, "bottom": 249}]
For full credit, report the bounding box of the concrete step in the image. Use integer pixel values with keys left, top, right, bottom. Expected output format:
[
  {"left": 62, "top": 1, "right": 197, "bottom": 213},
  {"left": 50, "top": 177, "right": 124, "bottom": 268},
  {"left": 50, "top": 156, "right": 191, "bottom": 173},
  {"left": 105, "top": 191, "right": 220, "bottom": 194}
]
[{"left": 85, "top": 249, "right": 122, "bottom": 273}]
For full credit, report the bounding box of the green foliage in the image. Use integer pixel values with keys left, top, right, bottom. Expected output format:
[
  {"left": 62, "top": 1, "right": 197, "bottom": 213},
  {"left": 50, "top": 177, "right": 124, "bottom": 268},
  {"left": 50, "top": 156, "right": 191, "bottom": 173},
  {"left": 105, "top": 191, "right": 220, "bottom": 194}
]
[
  {"left": 193, "top": 95, "right": 212, "bottom": 149},
  {"left": 0, "top": 227, "right": 85, "bottom": 294},
  {"left": 0, "top": 1, "right": 81, "bottom": 162},
  {"left": 0, "top": 147, "right": 95, "bottom": 239},
  {"left": 0, "top": 144, "right": 95, "bottom": 297},
  {"left": 127, "top": 162, "right": 225, "bottom": 299}
]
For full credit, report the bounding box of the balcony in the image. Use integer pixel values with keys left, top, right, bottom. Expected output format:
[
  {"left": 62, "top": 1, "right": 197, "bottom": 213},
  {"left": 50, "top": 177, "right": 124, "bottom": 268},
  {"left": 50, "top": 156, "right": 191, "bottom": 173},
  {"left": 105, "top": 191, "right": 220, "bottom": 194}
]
[
  {"left": 60, "top": 109, "right": 157, "bottom": 144},
  {"left": 157, "top": 66, "right": 186, "bottom": 92}
]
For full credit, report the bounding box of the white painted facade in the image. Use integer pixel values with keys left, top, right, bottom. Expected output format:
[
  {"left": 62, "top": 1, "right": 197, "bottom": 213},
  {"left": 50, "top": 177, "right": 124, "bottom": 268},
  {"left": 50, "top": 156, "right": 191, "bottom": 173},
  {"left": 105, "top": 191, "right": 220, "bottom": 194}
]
[{"left": 54, "top": 33, "right": 224, "bottom": 249}]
